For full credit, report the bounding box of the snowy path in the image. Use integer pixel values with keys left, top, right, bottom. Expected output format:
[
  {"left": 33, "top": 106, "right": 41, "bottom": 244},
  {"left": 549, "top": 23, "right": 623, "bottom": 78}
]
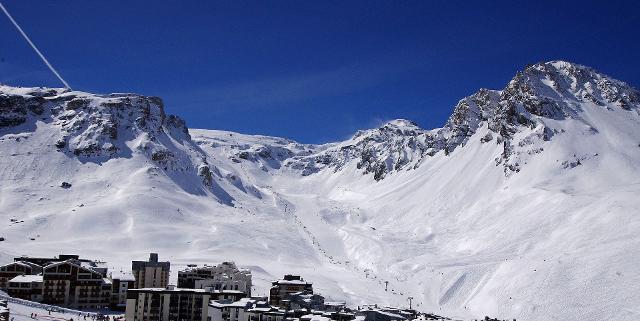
[{"left": 5, "top": 302, "right": 122, "bottom": 321}]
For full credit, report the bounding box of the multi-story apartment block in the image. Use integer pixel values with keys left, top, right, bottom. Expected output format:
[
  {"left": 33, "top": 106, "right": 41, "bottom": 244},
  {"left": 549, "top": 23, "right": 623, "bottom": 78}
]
[
  {"left": 109, "top": 271, "right": 136, "bottom": 310},
  {"left": 6, "top": 275, "right": 43, "bottom": 301},
  {"left": 244, "top": 304, "right": 285, "bottom": 321},
  {"left": 178, "top": 262, "right": 252, "bottom": 296},
  {"left": 269, "top": 275, "right": 313, "bottom": 308},
  {"left": 285, "top": 291, "right": 325, "bottom": 310},
  {"left": 132, "top": 253, "right": 170, "bottom": 289},
  {"left": 125, "top": 286, "right": 211, "bottom": 321},
  {"left": 0, "top": 261, "right": 42, "bottom": 290},
  {"left": 42, "top": 260, "right": 111, "bottom": 309}
]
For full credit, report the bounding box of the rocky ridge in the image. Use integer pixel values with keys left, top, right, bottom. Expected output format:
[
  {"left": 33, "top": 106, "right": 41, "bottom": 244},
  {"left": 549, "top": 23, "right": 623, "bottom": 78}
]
[
  {"left": 2, "top": 60, "right": 638, "bottom": 184},
  {"left": 279, "top": 61, "right": 640, "bottom": 179}
]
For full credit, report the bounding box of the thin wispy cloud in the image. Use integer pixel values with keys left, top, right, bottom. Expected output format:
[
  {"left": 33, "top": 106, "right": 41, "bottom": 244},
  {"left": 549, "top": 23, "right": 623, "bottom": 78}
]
[
  {"left": 171, "top": 53, "right": 425, "bottom": 113},
  {"left": 0, "top": 62, "right": 55, "bottom": 86}
]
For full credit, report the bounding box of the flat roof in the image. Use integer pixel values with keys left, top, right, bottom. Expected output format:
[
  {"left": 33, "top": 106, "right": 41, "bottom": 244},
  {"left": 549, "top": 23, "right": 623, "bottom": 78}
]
[
  {"left": 273, "top": 279, "right": 312, "bottom": 285},
  {"left": 110, "top": 270, "right": 135, "bottom": 281},
  {"left": 132, "top": 260, "right": 170, "bottom": 269},
  {"left": 206, "top": 289, "right": 245, "bottom": 294}
]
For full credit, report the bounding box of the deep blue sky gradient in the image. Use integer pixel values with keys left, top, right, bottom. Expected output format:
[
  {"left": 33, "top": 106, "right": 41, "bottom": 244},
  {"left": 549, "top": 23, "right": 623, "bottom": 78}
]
[{"left": 1, "top": 1, "right": 639, "bottom": 143}]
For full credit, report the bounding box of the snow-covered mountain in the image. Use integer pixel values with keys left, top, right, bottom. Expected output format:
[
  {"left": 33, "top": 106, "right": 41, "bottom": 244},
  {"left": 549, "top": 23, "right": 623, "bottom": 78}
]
[{"left": 1, "top": 61, "right": 640, "bottom": 321}]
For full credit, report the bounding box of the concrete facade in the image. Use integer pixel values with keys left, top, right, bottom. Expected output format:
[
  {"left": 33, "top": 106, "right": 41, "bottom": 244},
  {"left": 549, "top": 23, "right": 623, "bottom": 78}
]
[
  {"left": 132, "top": 253, "right": 170, "bottom": 289},
  {"left": 125, "top": 287, "right": 211, "bottom": 321}
]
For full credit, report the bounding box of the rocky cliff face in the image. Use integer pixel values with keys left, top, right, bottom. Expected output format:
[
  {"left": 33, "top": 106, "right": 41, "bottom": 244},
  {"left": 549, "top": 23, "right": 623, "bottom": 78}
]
[
  {"left": 0, "top": 87, "right": 189, "bottom": 158},
  {"left": 0, "top": 86, "right": 231, "bottom": 200},
  {"left": 490, "top": 61, "right": 640, "bottom": 173}
]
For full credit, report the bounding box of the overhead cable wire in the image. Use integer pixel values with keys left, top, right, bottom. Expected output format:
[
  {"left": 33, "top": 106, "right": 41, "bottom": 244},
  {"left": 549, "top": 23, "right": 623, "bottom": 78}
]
[{"left": 0, "top": 1, "right": 72, "bottom": 89}]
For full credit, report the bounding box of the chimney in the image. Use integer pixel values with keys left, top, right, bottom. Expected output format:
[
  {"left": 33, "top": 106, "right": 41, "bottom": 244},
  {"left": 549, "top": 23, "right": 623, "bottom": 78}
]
[{"left": 150, "top": 253, "right": 159, "bottom": 262}]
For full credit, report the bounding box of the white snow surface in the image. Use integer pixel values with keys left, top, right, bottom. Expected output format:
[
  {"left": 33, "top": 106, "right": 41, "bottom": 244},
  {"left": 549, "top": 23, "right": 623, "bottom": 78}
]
[
  {"left": 0, "top": 295, "right": 122, "bottom": 320},
  {"left": 1, "top": 61, "right": 640, "bottom": 321}
]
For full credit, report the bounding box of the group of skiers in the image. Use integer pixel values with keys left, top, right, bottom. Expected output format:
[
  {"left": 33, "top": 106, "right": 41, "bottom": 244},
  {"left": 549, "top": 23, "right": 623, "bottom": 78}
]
[{"left": 27, "top": 311, "right": 122, "bottom": 320}]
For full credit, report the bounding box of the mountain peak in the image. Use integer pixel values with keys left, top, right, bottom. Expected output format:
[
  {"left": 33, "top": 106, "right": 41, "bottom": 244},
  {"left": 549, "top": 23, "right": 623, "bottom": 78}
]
[
  {"left": 502, "top": 60, "right": 640, "bottom": 122},
  {"left": 382, "top": 119, "right": 421, "bottom": 129},
  {"left": 530, "top": 59, "right": 589, "bottom": 70}
]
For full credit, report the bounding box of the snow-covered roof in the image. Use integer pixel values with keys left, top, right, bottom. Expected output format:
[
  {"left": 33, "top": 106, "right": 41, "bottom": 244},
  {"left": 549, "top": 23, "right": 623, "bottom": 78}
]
[
  {"left": 9, "top": 274, "right": 43, "bottom": 283},
  {"left": 207, "top": 289, "right": 245, "bottom": 294},
  {"left": 43, "top": 259, "right": 76, "bottom": 269},
  {"left": 1, "top": 261, "right": 40, "bottom": 270},
  {"left": 300, "top": 314, "right": 332, "bottom": 321},
  {"left": 248, "top": 307, "right": 274, "bottom": 312},
  {"left": 44, "top": 259, "right": 103, "bottom": 275},
  {"left": 209, "top": 300, "right": 233, "bottom": 308},
  {"left": 110, "top": 270, "right": 135, "bottom": 281},
  {"left": 231, "top": 300, "right": 249, "bottom": 307},
  {"left": 81, "top": 261, "right": 108, "bottom": 270},
  {"left": 367, "top": 309, "right": 406, "bottom": 320},
  {"left": 273, "top": 279, "right": 312, "bottom": 285},
  {"left": 180, "top": 261, "right": 250, "bottom": 275}
]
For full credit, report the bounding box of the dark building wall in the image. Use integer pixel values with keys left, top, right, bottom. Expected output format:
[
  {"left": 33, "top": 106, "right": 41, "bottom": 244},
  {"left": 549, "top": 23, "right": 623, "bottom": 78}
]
[
  {"left": 6, "top": 281, "right": 42, "bottom": 301},
  {"left": 0, "top": 263, "right": 34, "bottom": 290},
  {"left": 42, "top": 261, "right": 109, "bottom": 309},
  {"left": 127, "top": 289, "right": 210, "bottom": 321}
]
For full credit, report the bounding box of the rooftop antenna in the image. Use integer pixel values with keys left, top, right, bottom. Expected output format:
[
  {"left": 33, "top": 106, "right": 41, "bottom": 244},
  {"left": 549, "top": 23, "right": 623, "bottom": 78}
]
[{"left": 0, "top": 1, "right": 72, "bottom": 90}]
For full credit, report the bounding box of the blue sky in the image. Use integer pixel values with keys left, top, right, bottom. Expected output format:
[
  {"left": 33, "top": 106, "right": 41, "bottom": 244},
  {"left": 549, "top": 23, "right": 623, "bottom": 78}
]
[{"left": 1, "top": 1, "right": 639, "bottom": 143}]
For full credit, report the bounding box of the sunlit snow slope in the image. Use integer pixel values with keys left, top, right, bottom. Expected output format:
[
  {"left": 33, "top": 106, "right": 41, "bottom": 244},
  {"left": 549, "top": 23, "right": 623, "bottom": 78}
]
[{"left": 1, "top": 61, "right": 639, "bottom": 321}]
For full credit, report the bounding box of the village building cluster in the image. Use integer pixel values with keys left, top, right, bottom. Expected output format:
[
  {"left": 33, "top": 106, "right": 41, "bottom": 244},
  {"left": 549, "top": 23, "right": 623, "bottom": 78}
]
[
  {"left": 178, "top": 261, "right": 252, "bottom": 295},
  {"left": 0, "top": 253, "right": 169, "bottom": 311},
  {"left": 0, "top": 253, "right": 450, "bottom": 321}
]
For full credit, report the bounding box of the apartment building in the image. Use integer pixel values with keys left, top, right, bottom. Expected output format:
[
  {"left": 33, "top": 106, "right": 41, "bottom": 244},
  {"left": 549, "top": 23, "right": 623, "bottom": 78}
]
[
  {"left": 0, "top": 261, "right": 42, "bottom": 290},
  {"left": 42, "top": 260, "right": 111, "bottom": 309},
  {"left": 269, "top": 275, "right": 313, "bottom": 308},
  {"left": 109, "top": 271, "right": 136, "bottom": 310},
  {"left": 208, "top": 297, "right": 260, "bottom": 321},
  {"left": 178, "top": 261, "right": 252, "bottom": 296},
  {"left": 125, "top": 286, "right": 211, "bottom": 321},
  {"left": 6, "top": 274, "right": 43, "bottom": 301},
  {"left": 132, "top": 253, "right": 170, "bottom": 289}
]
